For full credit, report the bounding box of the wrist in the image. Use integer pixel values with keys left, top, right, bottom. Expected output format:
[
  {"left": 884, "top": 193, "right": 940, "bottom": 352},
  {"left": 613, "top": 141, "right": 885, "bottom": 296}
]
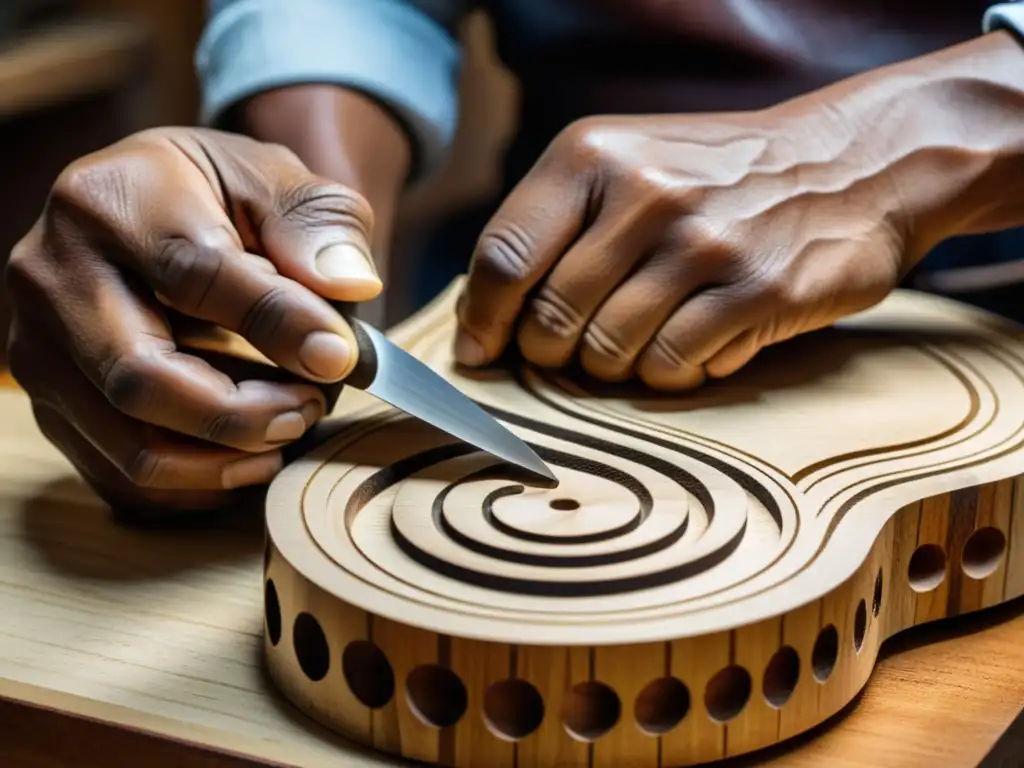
[
  {"left": 229, "top": 85, "right": 411, "bottom": 261},
  {"left": 778, "top": 31, "right": 1024, "bottom": 265}
]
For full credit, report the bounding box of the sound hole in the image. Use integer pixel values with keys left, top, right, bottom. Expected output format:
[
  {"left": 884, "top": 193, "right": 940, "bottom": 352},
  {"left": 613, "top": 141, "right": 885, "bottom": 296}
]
[
  {"left": 342, "top": 641, "right": 394, "bottom": 708},
  {"left": 762, "top": 646, "right": 800, "bottom": 708},
  {"left": 406, "top": 665, "right": 468, "bottom": 728},
  {"left": 549, "top": 498, "right": 581, "bottom": 511},
  {"left": 872, "top": 568, "right": 883, "bottom": 617},
  {"left": 962, "top": 527, "right": 1007, "bottom": 580},
  {"left": 908, "top": 544, "right": 946, "bottom": 592},
  {"left": 264, "top": 579, "right": 281, "bottom": 646},
  {"left": 563, "top": 681, "right": 621, "bottom": 742},
  {"left": 812, "top": 625, "right": 839, "bottom": 682},
  {"left": 704, "top": 666, "right": 752, "bottom": 722},
  {"left": 483, "top": 679, "right": 545, "bottom": 741},
  {"left": 293, "top": 613, "right": 330, "bottom": 682},
  {"left": 853, "top": 599, "right": 867, "bottom": 653},
  {"left": 635, "top": 676, "right": 690, "bottom": 734}
]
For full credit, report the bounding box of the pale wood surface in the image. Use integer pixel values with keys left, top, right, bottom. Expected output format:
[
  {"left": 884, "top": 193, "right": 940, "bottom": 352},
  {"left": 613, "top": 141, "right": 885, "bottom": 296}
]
[
  {"left": 3, "top": 279, "right": 1024, "bottom": 765},
  {"left": 254, "top": 279, "right": 1024, "bottom": 765},
  {"left": 0, "top": 16, "right": 149, "bottom": 121}
]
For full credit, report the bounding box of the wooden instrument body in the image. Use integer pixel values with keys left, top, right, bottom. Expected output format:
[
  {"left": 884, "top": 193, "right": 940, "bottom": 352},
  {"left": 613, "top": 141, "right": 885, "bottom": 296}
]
[{"left": 264, "top": 277, "right": 1024, "bottom": 766}]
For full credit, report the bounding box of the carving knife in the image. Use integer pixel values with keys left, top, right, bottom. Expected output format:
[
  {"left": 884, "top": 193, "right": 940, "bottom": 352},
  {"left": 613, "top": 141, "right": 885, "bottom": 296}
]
[
  {"left": 336, "top": 315, "right": 556, "bottom": 483},
  {"left": 175, "top": 310, "right": 557, "bottom": 485}
]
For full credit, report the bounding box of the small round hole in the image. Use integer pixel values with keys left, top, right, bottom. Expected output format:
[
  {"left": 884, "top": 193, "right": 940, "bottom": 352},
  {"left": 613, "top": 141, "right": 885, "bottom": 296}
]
[
  {"left": 562, "top": 681, "right": 621, "bottom": 742},
  {"left": 962, "top": 527, "right": 1007, "bottom": 580},
  {"left": 762, "top": 646, "right": 800, "bottom": 708},
  {"left": 908, "top": 544, "right": 946, "bottom": 592},
  {"left": 293, "top": 612, "right": 329, "bottom": 681},
  {"left": 634, "top": 676, "right": 690, "bottom": 735},
  {"left": 812, "top": 625, "right": 839, "bottom": 682},
  {"left": 549, "top": 498, "right": 581, "bottom": 511},
  {"left": 406, "top": 665, "right": 467, "bottom": 728},
  {"left": 483, "top": 679, "right": 545, "bottom": 741},
  {"left": 264, "top": 579, "right": 281, "bottom": 646},
  {"left": 853, "top": 599, "right": 867, "bottom": 654},
  {"left": 704, "top": 666, "right": 751, "bottom": 722},
  {"left": 872, "top": 568, "right": 883, "bottom": 617},
  {"left": 343, "top": 641, "right": 394, "bottom": 708}
]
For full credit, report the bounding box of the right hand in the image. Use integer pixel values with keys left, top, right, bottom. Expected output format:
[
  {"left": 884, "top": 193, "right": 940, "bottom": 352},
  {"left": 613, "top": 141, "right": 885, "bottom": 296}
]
[{"left": 4, "top": 127, "right": 382, "bottom": 518}]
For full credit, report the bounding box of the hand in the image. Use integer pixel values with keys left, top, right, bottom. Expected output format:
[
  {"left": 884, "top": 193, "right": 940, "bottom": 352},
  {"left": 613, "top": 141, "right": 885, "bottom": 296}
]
[
  {"left": 453, "top": 105, "right": 911, "bottom": 390},
  {"left": 5, "top": 127, "right": 382, "bottom": 516}
]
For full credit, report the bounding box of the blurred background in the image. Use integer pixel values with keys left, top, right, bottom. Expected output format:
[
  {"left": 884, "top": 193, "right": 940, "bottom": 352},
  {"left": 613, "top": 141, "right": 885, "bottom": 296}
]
[
  {"left": 0, "top": 0, "right": 518, "bottom": 361},
  {"left": 1, "top": 1, "right": 1021, "bottom": 371}
]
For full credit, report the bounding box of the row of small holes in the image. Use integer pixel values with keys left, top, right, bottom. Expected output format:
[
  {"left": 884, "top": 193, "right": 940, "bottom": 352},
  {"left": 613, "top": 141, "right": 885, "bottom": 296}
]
[
  {"left": 907, "top": 526, "right": 1007, "bottom": 593},
  {"left": 264, "top": 566, "right": 884, "bottom": 741}
]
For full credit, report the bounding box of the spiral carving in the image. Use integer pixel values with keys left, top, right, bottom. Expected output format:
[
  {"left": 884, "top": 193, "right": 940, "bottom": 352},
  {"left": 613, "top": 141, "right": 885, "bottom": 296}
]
[
  {"left": 262, "top": 278, "right": 1024, "bottom": 768},
  {"left": 271, "top": 393, "right": 797, "bottom": 641}
]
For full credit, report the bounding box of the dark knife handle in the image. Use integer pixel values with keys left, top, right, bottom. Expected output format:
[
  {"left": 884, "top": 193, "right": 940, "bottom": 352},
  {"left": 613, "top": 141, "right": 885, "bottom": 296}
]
[
  {"left": 171, "top": 300, "right": 384, "bottom": 460},
  {"left": 329, "top": 301, "right": 378, "bottom": 391}
]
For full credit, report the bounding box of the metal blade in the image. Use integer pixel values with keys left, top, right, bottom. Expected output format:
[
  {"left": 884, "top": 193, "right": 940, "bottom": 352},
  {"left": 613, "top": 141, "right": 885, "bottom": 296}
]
[{"left": 347, "top": 318, "right": 557, "bottom": 485}]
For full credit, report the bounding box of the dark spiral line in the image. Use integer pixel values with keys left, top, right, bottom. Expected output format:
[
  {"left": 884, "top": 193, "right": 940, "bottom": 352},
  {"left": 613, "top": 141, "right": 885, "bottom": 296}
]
[{"left": 427, "top": 444, "right": 688, "bottom": 567}]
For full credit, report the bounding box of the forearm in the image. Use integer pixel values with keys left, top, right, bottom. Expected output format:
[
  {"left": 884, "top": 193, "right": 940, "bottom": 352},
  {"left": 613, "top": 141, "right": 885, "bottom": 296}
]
[
  {"left": 776, "top": 30, "right": 1024, "bottom": 265},
  {"left": 228, "top": 86, "right": 412, "bottom": 266}
]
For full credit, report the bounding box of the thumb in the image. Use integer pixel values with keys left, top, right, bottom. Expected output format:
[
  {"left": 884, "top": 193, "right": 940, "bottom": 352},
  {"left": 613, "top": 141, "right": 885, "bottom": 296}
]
[
  {"left": 189, "top": 131, "right": 383, "bottom": 303},
  {"left": 260, "top": 178, "right": 383, "bottom": 303}
]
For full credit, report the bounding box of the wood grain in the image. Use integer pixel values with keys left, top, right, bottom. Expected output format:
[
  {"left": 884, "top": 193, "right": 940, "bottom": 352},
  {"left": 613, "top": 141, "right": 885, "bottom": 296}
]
[
  {"left": 3, "top": 277, "right": 1024, "bottom": 765},
  {"left": 257, "top": 277, "right": 1024, "bottom": 765}
]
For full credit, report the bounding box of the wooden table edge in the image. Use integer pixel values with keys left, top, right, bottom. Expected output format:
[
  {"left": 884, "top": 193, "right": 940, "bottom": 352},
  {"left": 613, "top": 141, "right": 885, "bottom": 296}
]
[{"left": 0, "top": 678, "right": 299, "bottom": 767}]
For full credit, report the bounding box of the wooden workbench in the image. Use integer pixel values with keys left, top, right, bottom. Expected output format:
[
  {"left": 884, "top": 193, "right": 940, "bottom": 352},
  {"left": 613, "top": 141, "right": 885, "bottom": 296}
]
[{"left": 0, "top": 372, "right": 1022, "bottom": 768}]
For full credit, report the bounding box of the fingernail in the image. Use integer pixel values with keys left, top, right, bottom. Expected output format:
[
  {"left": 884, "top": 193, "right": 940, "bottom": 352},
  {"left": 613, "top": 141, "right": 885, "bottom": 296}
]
[
  {"left": 315, "top": 243, "right": 380, "bottom": 285},
  {"left": 455, "top": 330, "right": 487, "bottom": 366},
  {"left": 221, "top": 451, "right": 283, "bottom": 489},
  {"left": 265, "top": 411, "right": 307, "bottom": 444},
  {"left": 298, "top": 332, "right": 350, "bottom": 380},
  {"left": 300, "top": 399, "right": 324, "bottom": 425}
]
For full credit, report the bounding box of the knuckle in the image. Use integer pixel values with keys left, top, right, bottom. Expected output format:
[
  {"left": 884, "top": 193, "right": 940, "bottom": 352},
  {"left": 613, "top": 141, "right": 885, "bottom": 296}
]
[
  {"left": 555, "top": 118, "right": 610, "bottom": 167},
  {"left": 100, "top": 352, "right": 155, "bottom": 416},
  {"left": 150, "top": 237, "right": 224, "bottom": 312},
  {"left": 123, "top": 445, "right": 162, "bottom": 487},
  {"left": 582, "top": 322, "right": 631, "bottom": 365},
  {"left": 201, "top": 411, "right": 248, "bottom": 445},
  {"left": 4, "top": 236, "right": 50, "bottom": 300},
  {"left": 277, "top": 182, "right": 374, "bottom": 238},
  {"left": 526, "top": 286, "right": 584, "bottom": 341},
  {"left": 51, "top": 154, "right": 114, "bottom": 211},
  {"left": 635, "top": 167, "right": 696, "bottom": 216},
  {"left": 685, "top": 219, "right": 734, "bottom": 258},
  {"left": 239, "top": 285, "right": 291, "bottom": 342},
  {"left": 747, "top": 270, "right": 796, "bottom": 308},
  {"left": 650, "top": 333, "right": 689, "bottom": 372},
  {"left": 472, "top": 226, "right": 534, "bottom": 288}
]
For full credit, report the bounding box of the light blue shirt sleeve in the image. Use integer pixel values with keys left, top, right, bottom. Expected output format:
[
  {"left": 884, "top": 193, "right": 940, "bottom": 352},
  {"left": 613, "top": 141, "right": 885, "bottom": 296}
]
[{"left": 195, "top": 0, "right": 468, "bottom": 179}]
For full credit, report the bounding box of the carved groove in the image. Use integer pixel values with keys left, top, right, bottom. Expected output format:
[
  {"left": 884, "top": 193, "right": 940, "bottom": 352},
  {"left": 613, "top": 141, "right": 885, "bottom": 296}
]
[{"left": 261, "top": 277, "right": 1024, "bottom": 767}]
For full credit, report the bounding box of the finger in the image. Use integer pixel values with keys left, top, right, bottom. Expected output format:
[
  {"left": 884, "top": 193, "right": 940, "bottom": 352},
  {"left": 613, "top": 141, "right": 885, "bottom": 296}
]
[
  {"left": 455, "top": 160, "right": 591, "bottom": 366},
  {"left": 29, "top": 357, "right": 284, "bottom": 491},
  {"left": 31, "top": 402, "right": 245, "bottom": 514},
  {"left": 8, "top": 309, "right": 324, "bottom": 455},
  {"left": 578, "top": 244, "right": 715, "bottom": 381},
  {"left": 636, "top": 288, "right": 758, "bottom": 390},
  {"left": 164, "top": 130, "right": 383, "bottom": 303},
  {"left": 515, "top": 213, "right": 658, "bottom": 369}
]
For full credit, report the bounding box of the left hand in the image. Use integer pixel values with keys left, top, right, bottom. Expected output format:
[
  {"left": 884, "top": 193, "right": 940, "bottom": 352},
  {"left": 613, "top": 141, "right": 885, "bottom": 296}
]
[{"left": 453, "top": 104, "right": 913, "bottom": 390}]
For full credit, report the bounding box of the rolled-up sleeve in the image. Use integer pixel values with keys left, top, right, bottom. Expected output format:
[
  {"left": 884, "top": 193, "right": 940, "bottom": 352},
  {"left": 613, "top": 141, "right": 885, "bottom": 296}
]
[{"left": 195, "top": 0, "right": 465, "bottom": 177}]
